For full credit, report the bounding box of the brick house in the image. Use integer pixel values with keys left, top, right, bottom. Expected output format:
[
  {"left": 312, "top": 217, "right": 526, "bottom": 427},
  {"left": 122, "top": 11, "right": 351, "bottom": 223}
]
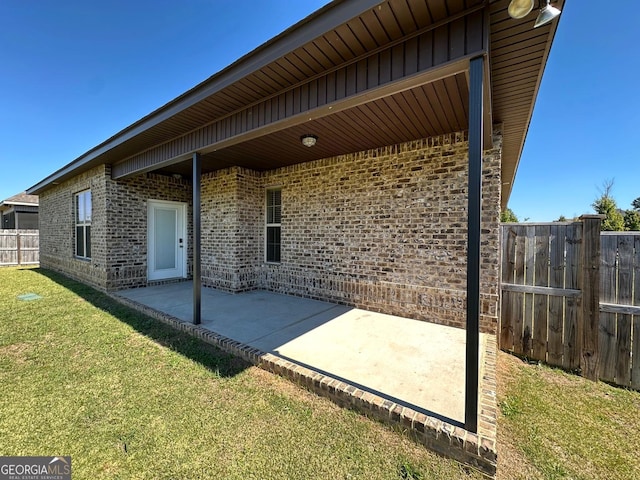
[
  {"left": 27, "top": 0, "right": 564, "bottom": 337},
  {"left": 0, "top": 192, "right": 39, "bottom": 230}
]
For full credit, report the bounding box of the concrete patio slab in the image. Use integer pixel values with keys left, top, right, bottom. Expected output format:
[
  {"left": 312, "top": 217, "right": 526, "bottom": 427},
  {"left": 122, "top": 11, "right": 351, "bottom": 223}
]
[
  {"left": 273, "top": 309, "right": 486, "bottom": 423},
  {"left": 117, "top": 282, "right": 484, "bottom": 423},
  {"left": 113, "top": 282, "right": 498, "bottom": 476}
]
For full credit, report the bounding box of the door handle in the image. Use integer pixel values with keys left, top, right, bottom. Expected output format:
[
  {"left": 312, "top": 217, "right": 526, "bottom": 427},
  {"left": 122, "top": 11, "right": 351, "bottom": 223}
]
[{"left": 179, "top": 238, "right": 184, "bottom": 248}]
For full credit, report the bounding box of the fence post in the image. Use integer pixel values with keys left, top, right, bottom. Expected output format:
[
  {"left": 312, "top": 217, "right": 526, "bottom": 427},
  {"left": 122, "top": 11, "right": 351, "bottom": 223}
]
[
  {"left": 16, "top": 232, "right": 21, "bottom": 266},
  {"left": 580, "top": 214, "right": 604, "bottom": 380}
]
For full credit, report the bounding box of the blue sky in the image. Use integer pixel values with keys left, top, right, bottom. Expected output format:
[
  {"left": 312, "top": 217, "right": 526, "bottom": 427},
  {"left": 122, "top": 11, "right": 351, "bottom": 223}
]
[
  {"left": 0, "top": 1, "right": 637, "bottom": 221},
  {"left": 511, "top": 1, "right": 640, "bottom": 220}
]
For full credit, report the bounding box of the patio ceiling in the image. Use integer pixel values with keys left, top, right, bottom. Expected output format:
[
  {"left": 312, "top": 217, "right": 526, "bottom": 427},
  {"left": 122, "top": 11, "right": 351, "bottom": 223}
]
[
  {"left": 155, "top": 74, "right": 470, "bottom": 177},
  {"left": 28, "top": 0, "right": 566, "bottom": 208}
]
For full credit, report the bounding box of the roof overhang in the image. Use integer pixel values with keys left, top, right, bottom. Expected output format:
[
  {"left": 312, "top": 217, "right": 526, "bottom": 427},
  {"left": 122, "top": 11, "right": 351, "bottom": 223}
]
[
  {"left": 28, "top": 0, "right": 565, "bottom": 210},
  {"left": 489, "top": 0, "right": 565, "bottom": 205},
  {"left": 1, "top": 192, "right": 39, "bottom": 207},
  {"left": 27, "top": 0, "right": 387, "bottom": 194},
  {"left": 0, "top": 204, "right": 38, "bottom": 213},
  {"left": 0, "top": 201, "right": 38, "bottom": 207}
]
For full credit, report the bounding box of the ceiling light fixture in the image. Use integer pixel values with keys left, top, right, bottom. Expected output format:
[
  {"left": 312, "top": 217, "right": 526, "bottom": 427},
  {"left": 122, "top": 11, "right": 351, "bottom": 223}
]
[
  {"left": 534, "top": 0, "right": 561, "bottom": 28},
  {"left": 507, "top": 0, "right": 534, "bottom": 19},
  {"left": 301, "top": 134, "right": 318, "bottom": 147}
]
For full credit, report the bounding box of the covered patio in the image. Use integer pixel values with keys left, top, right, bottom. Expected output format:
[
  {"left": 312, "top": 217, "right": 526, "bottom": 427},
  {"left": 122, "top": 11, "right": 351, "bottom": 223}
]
[
  {"left": 113, "top": 282, "right": 498, "bottom": 475},
  {"left": 26, "top": 1, "right": 566, "bottom": 476}
]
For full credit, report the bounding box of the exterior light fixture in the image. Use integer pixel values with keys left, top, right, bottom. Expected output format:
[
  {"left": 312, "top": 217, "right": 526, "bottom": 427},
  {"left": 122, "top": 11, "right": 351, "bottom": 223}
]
[
  {"left": 534, "top": 0, "right": 561, "bottom": 28},
  {"left": 507, "top": 0, "right": 534, "bottom": 19},
  {"left": 172, "top": 173, "right": 183, "bottom": 180},
  {"left": 300, "top": 134, "right": 318, "bottom": 147}
]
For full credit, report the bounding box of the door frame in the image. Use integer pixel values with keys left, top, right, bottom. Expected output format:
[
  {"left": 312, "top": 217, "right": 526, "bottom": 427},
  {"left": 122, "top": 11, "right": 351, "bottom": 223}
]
[{"left": 147, "top": 199, "right": 187, "bottom": 281}]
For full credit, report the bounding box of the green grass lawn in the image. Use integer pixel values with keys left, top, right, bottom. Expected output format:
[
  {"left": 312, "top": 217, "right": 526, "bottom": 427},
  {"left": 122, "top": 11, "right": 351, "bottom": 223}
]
[
  {"left": 497, "top": 352, "right": 640, "bottom": 480},
  {"left": 2, "top": 267, "right": 640, "bottom": 479},
  {"left": 0, "top": 267, "right": 479, "bottom": 480}
]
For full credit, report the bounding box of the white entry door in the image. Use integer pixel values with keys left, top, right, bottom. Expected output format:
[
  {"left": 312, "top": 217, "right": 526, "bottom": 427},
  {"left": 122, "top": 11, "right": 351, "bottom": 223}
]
[{"left": 148, "top": 200, "right": 187, "bottom": 281}]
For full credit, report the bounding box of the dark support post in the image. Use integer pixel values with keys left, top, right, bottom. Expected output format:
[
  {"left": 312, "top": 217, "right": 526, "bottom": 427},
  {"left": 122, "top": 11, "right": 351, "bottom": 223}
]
[
  {"left": 192, "top": 152, "right": 202, "bottom": 325},
  {"left": 465, "top": 55, "right": 484, "bottom": 433}
]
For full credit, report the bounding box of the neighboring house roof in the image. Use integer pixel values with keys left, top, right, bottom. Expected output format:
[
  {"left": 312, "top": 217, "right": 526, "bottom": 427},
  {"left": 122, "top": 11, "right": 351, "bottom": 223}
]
[
  {"left": 0, "top": 192, "right": 39, "bottom": 208},
  {"left": 27, "top": 0, "right": 566, "bottom": 208}
]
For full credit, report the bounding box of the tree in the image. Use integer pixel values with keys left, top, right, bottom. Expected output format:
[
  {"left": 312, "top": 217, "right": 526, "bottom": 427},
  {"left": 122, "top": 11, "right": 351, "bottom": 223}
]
[
  {"left": 500, "top": 208, "right": 518, "bottom": 223},
  {"left": 556, "top": 215, "right": 568, "bottom": 222},
  {"left": 625, "top": 209, "right": 640, "bottom": 231},
  {"left": 594, "top": 196, "right": 624, "bottom": 231},
  {"left": 632, "top": 197, "right": 640, "bottom": 211},
  {"left": 592, "top": 179, "right": 625, "bottom": 231}
]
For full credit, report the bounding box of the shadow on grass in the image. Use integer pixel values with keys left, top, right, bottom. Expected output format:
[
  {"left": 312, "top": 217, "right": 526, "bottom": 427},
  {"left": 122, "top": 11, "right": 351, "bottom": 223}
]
[{"left": 33, "top": 268, "right": 250, "bottom": 378}]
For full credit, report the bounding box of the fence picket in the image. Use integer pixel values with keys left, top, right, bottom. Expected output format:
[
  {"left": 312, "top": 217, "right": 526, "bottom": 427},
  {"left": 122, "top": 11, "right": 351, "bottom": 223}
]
[
  {"left": 0, "top": 230, "right": 39, "bottom": 266},
  {"left": 532, "top": 225, "right": 550, "bottom": 361},
  {"left": 631, "top": 236, "right": 640, "bottom": 389},
  {"left": 0, "top": 233, "right": 18, "bottom": 264},
  {"left": 633, "top": 316, "right": 640, "bottom": 390},
  {"left": 500, "top": 226, "right": 516, "bottom": 350},
  {"left": 564, "top": 224, "right": 582, "bottom": 370},
  {"left": 599, "top": 235, "right": 618, "bottom": 383},
  {"left": 523, "top": 226, "right": 535, "bottom": 356},
  {"left": 616, "top": 236, "right": 633, "bottom": 386},
  {"left": 548, "top": 224, "right": 565, "bottom": 365},
  {"left": 512, "top": 232, "right": 526, "bottom": 355}
]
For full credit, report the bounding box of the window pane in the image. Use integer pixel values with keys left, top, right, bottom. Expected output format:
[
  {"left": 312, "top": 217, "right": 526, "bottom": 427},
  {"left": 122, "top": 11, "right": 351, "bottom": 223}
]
[
  {"left": 155, "top": 209, "right": 177, "bottom": 270},
  {"left": 267, "top": 189, "right": 281, "bottom": 207},
  {"left": 85, "top": 191, "right": 92, "bottom": 222},
  {"left": 266, "top": 189, "right": 282, "bottom": 262},
  {"left": 85, "top": 226, "right": 91, "bottom": 258},
  {"left": 76, "top": 194, "right": 84, "bottom": 223},
  {"left": 267, "top": 244, "right": 281, "bottom": 263},
  {"left": 273, "top": 204, "right": 281, "bottom": 223},
  {"left": 267, "top": 189, "right": 281, "bottom": 224},
  {"left": 76, "top": 226, "right": 85, "bottom": 257},
  {"left": 266, "top": 226, "right": 281, "bottom": 262},
  {"left": 267, "top": 226, "right": 281, "bottom": 244},
  {"left": 76, "top": 190, "right": 92, "bottom": 223}
]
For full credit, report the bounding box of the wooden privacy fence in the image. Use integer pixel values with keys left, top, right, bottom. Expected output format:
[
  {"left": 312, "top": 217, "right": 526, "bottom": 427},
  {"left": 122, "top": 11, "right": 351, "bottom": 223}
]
[
  {"left": 599, "top": 233, "right": 640, "bottom": 388},
  {"left": 0, "top": 230, "right": 39, "bottom": 266},
  {"left": 499, "top": 216, "right": 603, "bottom": 383},
  {"left": 500, "top": 218, "right": 640, "bottom": 389}
]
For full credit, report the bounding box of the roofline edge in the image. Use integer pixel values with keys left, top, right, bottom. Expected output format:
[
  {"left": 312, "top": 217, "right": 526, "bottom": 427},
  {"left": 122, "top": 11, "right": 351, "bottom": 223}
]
[{"left": 27, "top": 0, "right": 386, "bottom": 195}]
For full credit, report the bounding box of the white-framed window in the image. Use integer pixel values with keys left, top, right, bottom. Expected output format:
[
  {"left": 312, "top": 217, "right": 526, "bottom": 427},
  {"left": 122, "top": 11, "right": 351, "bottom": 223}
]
[
  {"left": 75, "top": 190, "right": 92, "bottom": 259},
  {"left": 265, "top": 188, "right": 281, "bottom": 263}
]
